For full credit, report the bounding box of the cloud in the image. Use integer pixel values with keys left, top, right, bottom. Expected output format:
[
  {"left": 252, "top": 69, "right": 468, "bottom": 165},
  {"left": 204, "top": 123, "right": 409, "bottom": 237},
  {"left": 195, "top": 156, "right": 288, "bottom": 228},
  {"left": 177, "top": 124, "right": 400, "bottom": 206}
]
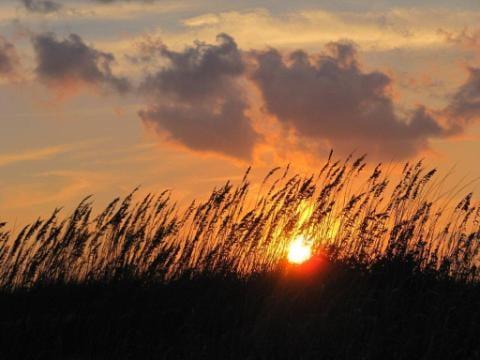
[
  {"left": 440, "top": 27, "right": 480, "bottom": 51},
  {"left": 176, "top": 9, "right": 478, "bottom": 52},
  {"left": 0, "top": 144, "right": 71, "bottom": 167},
  {"left": 436, "top": 27, "right": 480, "bottom": 128},
  {"left": 251, "top": 41, "right": 451, "bottom": 159},
  {"left": 138, "top": 33, "right": 260, "bottom": 161},
  {"left": 0, "top": 36, "right": 19, "bottom": 79},
  {"left": 20, "top": 0, "right": 62, "bottom": 14},
  {"left": 135, "top": 33, "right": 480, "bottom": 161},
  {"left": 32, "top": 33, "right": 130, "bottom": 94},
  {"left": 182, "top": 13, "right": 221, "bottom": 27},
  {"left": 446, "top": 67, "right": 480, "bottom": 128}
]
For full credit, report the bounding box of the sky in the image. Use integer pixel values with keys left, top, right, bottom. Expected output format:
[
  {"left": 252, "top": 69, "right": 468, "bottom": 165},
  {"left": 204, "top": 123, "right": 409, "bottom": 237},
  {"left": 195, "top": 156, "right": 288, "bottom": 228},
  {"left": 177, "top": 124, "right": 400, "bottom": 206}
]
[{"left": 1, "top": 0, "right": 480, "bottom": 225}]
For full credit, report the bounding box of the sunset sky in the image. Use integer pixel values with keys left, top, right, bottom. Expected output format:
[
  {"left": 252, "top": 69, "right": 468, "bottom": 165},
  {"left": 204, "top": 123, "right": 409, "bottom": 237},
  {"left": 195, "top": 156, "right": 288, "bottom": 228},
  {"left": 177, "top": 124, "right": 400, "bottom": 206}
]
[{"left": 1, "top": 0, "right": 480, "bottom": 225}]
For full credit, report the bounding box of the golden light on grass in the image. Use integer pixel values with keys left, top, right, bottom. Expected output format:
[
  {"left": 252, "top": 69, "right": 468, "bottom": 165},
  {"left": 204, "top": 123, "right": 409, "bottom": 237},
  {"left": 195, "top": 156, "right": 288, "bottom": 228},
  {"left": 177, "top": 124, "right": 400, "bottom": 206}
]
[{"left": 287, "top": 235, "right": 312, "bottom": 264}]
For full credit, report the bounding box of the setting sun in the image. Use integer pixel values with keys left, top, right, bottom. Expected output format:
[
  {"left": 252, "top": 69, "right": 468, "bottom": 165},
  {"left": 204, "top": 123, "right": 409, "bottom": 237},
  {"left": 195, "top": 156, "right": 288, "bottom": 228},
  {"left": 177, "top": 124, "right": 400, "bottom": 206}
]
[{"left": 287, "top": 235, "right": 313, "bottom": 264}]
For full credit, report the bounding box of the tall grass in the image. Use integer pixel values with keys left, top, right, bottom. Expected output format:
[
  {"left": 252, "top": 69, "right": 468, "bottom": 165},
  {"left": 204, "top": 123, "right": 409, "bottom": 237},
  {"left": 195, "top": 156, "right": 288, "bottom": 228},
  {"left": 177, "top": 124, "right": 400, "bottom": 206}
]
[{"left": 1, "top": 154, "right": 479, "bottom": 289}]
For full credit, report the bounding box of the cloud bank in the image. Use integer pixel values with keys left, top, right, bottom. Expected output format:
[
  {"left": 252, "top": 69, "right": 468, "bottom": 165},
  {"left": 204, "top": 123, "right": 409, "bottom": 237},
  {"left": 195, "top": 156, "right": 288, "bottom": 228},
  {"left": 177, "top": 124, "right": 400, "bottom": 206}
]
[{"left": 7, "top": 27, "right": 480, "bottom": 162}]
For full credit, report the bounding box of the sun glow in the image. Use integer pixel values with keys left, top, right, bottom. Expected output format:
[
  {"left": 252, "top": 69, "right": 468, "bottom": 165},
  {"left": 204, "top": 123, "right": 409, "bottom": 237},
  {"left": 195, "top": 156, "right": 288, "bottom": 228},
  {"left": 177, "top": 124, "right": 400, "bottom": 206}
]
[{"left": 287, "top": 235, "right": 312, "bottom": 264}]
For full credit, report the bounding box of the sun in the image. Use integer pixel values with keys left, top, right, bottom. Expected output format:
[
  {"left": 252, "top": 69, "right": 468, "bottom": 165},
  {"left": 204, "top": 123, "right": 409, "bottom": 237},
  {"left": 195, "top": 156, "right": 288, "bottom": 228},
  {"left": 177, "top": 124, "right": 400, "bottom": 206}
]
[{"left": 287, "top": 235, "right": 312, "bottom": 264}]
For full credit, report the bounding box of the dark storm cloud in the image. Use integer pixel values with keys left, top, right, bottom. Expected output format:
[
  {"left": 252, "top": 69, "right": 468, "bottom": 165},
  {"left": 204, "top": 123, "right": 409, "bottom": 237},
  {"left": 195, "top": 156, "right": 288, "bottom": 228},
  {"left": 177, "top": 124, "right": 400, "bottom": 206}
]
[
  {"left": 251, "top": 42, "right": 450, "bottom": 159},
  {"left": 32, "top": 33, "right": 130, "bottom": 94},
  {"left": 0, "top": 36, "right": 19, "bottom": 78},
  {"left": 139, "top": 33, "right": 260, "bottom": 161},
  {"left": 20, "top": 0, "right": 62, "bottom": 13}
]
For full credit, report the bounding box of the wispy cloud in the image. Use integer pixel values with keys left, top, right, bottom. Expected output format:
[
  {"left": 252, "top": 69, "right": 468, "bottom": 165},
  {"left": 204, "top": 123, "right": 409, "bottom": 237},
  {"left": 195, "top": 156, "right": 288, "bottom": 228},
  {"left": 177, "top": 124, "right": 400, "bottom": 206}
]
[
  {"left": 0, "top": 169, "right": 107, "bottom": 211},
  {"left": 0, "top": 144, "right": 71, "bottom": 167},
  {"left": 177, "top": 8, "right": 480, "bottom": 51},
  {"left": 66, "top": 0, "right": 192, "bottom": 20}
]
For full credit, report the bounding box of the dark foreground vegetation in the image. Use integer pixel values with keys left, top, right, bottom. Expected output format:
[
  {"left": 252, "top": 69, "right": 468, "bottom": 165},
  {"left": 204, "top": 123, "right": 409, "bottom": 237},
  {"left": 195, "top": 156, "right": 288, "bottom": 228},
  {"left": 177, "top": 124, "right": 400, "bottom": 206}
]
[
  {"left": 1, "top": 260, "right": 480, "bottom": 360},
  {"left": 1, "top": 154, "right": 480, "bottom": 359}
]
